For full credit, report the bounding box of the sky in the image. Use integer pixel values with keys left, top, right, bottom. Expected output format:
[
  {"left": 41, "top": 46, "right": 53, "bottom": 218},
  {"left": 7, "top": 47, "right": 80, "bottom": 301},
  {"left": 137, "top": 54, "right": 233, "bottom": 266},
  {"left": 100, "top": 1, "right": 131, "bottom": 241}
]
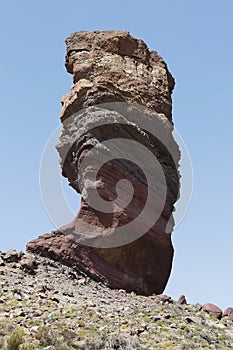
[{"left": 0, "top": 1, "right": 233, "bottom": 309}]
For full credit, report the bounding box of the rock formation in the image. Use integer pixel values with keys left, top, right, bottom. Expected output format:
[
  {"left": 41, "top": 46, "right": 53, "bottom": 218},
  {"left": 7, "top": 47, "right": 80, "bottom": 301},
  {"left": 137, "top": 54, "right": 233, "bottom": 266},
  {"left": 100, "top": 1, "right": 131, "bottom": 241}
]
[{"left": 27, "top": 30, "right": 180, "bottom": 295}]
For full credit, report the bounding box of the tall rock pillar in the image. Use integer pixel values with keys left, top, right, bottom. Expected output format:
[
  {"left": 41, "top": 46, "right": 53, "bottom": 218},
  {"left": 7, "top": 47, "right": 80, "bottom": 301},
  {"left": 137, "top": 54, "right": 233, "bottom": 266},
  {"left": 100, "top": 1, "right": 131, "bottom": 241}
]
[{"left": 27, "top": 31, "right": 180, "bottom": 295}]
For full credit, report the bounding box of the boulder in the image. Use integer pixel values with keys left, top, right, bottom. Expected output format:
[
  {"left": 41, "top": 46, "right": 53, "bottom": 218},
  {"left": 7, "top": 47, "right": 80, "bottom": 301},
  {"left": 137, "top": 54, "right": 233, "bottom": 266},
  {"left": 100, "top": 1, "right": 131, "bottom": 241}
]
[
  {"left": 2, "top": 250, "right": 23, "bottom": 263},
  {"left": 223, "top": 307, "right": 233, "bottom": 321},
  {"left": 202, "top": 303, "right": 222, "bottom": 319},
  {"left": 177, "top": 295, "right": 187, "bottom": 305},
  {"left": 155, "top": 294, "right": 173, "bottom": 303},
  {"left": 20, "top": 254, "right": 37, "bottom": 272}
]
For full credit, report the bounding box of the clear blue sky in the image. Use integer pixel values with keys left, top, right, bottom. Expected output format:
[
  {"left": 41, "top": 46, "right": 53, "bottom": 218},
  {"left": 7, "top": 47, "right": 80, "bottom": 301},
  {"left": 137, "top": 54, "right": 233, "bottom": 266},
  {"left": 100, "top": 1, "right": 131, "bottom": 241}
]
[{"left": 1, "top": 1, "right": 232, "bottom": 309}]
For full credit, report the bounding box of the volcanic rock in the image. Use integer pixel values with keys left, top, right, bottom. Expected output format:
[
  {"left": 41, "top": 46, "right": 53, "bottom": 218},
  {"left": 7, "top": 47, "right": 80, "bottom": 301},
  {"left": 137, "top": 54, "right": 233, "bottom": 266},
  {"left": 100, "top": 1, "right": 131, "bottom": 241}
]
[
  {"left": 202, "top": 303, "right": 223, "bottom": 320},
  {"left": 155, "top": 294, "right": 173, "bottom": 303},
  {"left": 223, "top": 307, "right": 233, "bottom": 321},
  {"left": 27, "top": 30, "right": 180, "bottom": 295},
  {"left": 223, "top": 307, "right": 233, "bottom": 317},
  {"left": 177, "top": 295, "right": 187, "bottom": 305}
]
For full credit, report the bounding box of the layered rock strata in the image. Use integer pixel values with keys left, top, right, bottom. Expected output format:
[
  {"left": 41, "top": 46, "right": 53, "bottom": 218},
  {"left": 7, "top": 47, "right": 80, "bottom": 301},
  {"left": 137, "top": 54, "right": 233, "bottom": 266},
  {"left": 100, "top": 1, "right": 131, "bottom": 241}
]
[{"left": 27, "top": 30, "right": 180, "bottom": 295}]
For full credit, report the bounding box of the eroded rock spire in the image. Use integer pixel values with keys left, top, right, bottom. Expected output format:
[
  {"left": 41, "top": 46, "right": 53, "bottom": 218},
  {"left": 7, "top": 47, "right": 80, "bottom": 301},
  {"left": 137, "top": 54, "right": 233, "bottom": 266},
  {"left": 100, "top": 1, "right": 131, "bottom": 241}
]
[{"left": 27, "top": 30, "right": 180, "bottom": 295}]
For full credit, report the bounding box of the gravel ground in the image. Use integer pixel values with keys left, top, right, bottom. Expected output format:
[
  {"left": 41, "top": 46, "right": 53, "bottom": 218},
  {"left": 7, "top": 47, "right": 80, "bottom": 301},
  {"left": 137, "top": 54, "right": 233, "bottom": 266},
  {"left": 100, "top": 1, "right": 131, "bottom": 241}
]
[{"left": 0, "top": 250, "right": 233, "bottom": 349}]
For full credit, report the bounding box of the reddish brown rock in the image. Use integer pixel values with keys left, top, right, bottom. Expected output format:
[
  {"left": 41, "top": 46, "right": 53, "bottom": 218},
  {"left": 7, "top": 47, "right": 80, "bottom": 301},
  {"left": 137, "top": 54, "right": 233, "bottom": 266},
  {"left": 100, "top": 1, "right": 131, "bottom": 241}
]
[
  {"left": 177, "top": 295, "right": 187, "bottom": 305},
  {"left": 155, "top": 294, "right": 173, "bottom": 303},
  {"left": 202, "top": 303, "right": 223, "bottom": 320},
  {"left": 223, "top": 307, "right": 233, "bottom": 321},
  {"left": 27, "top": 30, "right": 180, "bottom": 295}
]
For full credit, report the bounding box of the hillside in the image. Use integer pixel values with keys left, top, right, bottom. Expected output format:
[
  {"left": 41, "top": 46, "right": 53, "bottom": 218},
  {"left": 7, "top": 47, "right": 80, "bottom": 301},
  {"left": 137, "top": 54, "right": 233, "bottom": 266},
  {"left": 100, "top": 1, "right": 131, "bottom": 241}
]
[{"left": 0, "top": 250, "right": 232, "bottom": 349}]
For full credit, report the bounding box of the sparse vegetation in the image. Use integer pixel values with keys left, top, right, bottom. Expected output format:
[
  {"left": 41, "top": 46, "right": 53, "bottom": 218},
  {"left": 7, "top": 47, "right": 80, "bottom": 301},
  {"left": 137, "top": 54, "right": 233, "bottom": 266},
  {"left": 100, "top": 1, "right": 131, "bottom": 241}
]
[
  {"left": 0, "top": 252, "right": 232, "bottom": 349},
  {"left": 6, "top": 328, "right": 24, "bottom": 350}
]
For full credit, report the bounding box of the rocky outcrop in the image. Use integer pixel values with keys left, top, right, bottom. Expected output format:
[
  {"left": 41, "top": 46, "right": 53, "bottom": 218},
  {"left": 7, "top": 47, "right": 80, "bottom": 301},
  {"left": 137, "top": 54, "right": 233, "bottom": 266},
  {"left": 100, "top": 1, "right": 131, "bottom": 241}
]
[
  {"left": 27, "top": 30, "right": 180, "bottom": 295},
  {"left": 61, "top": 30, "right": 175, "bottom": 122}
]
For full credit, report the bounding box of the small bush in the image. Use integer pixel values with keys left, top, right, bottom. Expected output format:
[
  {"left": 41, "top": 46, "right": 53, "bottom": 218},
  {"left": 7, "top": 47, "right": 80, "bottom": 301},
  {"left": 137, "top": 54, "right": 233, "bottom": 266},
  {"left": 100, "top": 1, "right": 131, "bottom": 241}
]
[
  {"left": 35, "top": 325, "right": 79, "bottom": 348},
  {"left": 7, "top": 328, "right": 24, "bottom": 350},
  {"left": 35, "top": 326, "right": 58, "bottom": 346},
  {"left": 0, "top": 337, "right": 5, "bottom": 349}
]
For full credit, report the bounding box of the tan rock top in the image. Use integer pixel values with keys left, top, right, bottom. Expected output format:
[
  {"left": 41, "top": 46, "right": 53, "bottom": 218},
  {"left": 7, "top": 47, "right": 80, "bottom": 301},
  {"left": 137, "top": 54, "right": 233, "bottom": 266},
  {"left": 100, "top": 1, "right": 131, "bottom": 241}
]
[{"left": 61, "top": 30, "right": 174, "bottom": 122}]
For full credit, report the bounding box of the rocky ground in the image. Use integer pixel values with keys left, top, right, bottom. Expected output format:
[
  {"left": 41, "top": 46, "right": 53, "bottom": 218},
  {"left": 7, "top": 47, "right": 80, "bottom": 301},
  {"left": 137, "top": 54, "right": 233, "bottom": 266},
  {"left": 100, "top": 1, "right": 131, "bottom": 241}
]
[{"left": 0, "top": 250, "right": 233, "bottom": 349}]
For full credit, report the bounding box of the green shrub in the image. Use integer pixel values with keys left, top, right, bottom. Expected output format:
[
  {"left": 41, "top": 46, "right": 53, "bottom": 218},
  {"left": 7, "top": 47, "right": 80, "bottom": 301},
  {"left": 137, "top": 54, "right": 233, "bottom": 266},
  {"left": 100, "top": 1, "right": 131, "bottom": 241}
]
[
  {"left": 7, "top": 328, "right": 24, "bottom": 350},
  {"left": 35, "top": 326, "right": 58, "bottom": 346}
]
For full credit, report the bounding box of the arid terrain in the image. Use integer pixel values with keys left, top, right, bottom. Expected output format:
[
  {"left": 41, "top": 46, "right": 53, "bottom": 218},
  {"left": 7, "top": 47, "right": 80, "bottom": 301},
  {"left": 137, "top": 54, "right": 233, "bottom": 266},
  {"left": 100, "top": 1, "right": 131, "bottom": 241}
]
[{"left": 0, "top": 250, "right": 232, "bottom": 349}]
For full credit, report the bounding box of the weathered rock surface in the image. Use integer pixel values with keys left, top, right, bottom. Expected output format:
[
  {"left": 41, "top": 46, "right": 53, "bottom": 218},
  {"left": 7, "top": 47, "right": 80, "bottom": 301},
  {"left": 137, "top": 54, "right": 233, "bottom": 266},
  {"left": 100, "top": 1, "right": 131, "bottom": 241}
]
[
  {"left": 202, "top": 303, "right": 223, "bottom": 320},
  {"left": 223, "top": 308, "right": 233, "bottom": 321},
  {"left": 27, "top": 30, "right": 180, "bottom": 295},
  {"left": 61, "top": 30, "right": 175, "bottom": 122},
  {"left": 177, "top": 295, "right": 187, "bottom": 305}
]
